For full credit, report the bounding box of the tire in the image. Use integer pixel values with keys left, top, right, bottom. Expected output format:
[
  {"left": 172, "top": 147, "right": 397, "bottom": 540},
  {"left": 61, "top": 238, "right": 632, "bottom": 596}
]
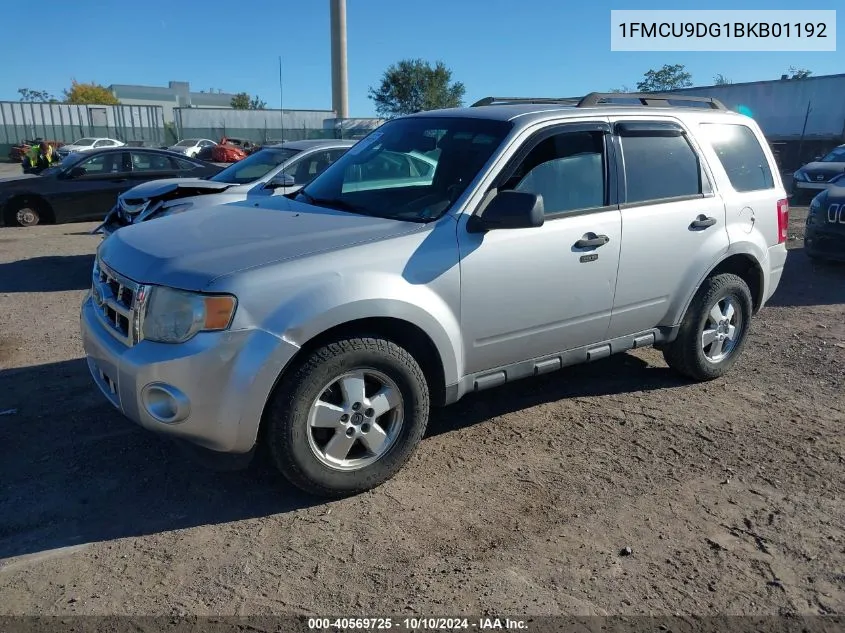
[
  {"left": 662, "top": 273, "right": 753, "bottom": 382},
  {"left": 5, "top": 200, "right": 42, "bottom": 227},
  {"left": 265, "top": 337, "right": 430, "bottom": 498}
]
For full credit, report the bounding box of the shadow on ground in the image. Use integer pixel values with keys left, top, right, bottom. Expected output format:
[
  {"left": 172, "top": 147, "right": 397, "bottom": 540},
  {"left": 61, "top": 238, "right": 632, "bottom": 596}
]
[
  {"left": 767, "top": 246, "right": 845, "bottom": 308},
  {"left": 0, "top": 254, "right": 94, "bottom": 293},
  {"left": 0, "top": 351, "right": 684, "bottom": 561}
]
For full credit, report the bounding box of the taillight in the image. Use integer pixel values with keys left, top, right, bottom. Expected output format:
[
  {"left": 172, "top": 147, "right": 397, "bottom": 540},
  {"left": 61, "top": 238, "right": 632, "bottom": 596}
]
[{"left": 777, "top": 198, "right": 789, "bottom": 244}]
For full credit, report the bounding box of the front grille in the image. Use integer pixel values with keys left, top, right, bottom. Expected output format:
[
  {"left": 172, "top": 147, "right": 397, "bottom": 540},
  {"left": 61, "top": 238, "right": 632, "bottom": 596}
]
[
  {"left": 805, "top": 171, "right": 833, "bottom": 183},
  {"left": 91, "top": 258, "right": 147, "bottom": 346}
]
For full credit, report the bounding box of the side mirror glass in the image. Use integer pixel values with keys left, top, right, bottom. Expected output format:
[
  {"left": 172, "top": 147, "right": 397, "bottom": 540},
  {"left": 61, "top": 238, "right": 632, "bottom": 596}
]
[
  {"left": 266, "top": 173, "right": 296, "bottom": 189},
  {"left": 468, "top": 190, "right": 545, "bottom": 232}
]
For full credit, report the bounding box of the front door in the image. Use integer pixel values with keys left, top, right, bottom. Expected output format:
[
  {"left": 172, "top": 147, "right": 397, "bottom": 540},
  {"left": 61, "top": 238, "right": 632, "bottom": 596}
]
[
  {"left": 605, "top": 119, "right": 730, "bottom": 338},
  {"left": 458, "top": 122, "right": 623, "bottom": 375},
  {"left": 53, "top": 151, "right": 132, "bottom": 222}
]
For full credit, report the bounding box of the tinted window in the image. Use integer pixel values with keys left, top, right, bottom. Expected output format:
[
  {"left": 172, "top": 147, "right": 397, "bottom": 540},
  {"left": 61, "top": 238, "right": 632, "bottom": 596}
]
[
  {"left": 699, "top": 123, "right": 774, "bottom": 192},
  {"left": 172, "top": 157, "right": 198, "bottom": 170},
  {"left": 284, "top": 151, "right": 344, "bottom": 185},
  {"left": 77, "top": 153, "right": 123, "bottom": 174},
  {"left": 620, "top": 133, "right": 701, "bottom": 203},
  {"left": 508, "top": 131, "right": 606, "bottom": 214},
  {"left": 210, "top": 147, "right": 300, "bottom": 184},
  {"left": 130, "top": 152, "right": 174, "bottom": 172},
  {"left": 819, "top": 146, "right": 845, "bottom": 163}
]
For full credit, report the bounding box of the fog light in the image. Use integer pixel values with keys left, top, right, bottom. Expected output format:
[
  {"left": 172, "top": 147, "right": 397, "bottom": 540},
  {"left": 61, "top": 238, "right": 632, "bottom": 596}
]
[{"left": 141, "top": 383, "right": 190, "bottom": 424}]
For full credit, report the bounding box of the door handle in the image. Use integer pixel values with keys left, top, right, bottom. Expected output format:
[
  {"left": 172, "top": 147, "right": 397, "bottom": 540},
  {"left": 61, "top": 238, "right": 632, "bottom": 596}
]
[
  {"left": 574, "top": 234, "right": 610, "bottom": 248},
  {"left": 690, "top": 214, "right": 717, "bottom": 229}
]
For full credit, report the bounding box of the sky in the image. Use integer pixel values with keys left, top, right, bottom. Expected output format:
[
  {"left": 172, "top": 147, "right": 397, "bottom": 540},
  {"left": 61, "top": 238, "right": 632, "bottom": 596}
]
[{"left": 2, "top": 0, "right": 842, "bottom": 117}]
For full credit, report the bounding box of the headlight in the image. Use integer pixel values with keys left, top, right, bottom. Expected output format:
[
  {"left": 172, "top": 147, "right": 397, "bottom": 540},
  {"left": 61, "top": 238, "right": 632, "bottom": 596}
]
[{"left": 142, "top": 286, "right": 237, "bottom": 344}]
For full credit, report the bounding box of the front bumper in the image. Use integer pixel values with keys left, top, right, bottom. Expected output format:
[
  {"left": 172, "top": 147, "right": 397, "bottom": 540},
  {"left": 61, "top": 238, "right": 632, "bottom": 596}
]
[
  {"left": 805, "top": 226, "right": 845, "bottom": 261},
  {"left": 80, "top": 295, "right": 298, "bottom": 453}
]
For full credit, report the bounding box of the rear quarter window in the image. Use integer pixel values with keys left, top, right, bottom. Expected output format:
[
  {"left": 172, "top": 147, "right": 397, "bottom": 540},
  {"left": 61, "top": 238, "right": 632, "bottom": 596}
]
[{"left": 699, "top": 123, "right": 774, "bottom": 192}]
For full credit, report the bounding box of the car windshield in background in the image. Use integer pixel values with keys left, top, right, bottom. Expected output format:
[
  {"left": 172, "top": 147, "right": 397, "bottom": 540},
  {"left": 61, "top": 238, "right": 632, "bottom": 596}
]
[
  {"left": 298, "top": 116, "right": 513, "bottom": 222},
  {"left": 820, "top": 147, "right": 845, "bottom": 162},
  {"left": 175, "top": 139, "right": 198, "bottom": 147},
  {"left": 71, "top": 138, "right": 96, "bottom": 146},
  {"left": 209, "top": 147, "right": 301, "bottom": 184}
]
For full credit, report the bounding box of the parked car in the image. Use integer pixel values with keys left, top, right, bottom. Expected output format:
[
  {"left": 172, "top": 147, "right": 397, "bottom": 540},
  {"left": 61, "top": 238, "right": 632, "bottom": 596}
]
[
  {"left": 791, "top": 144, "right": 845, "bottom": 203},
  {"left": 96, "top": 139, "right": 355, "bottom": 236},
  {"left": 211, "top": 137, "right": 258, "bottom": 163},
  {"left": 57, "top": 137, "right": 125, "bottom": 158},
  {"left": 804, "top": 175, "right": 845, "bottom": 261},
  {"left": 81, "top": 92, "right": 788, "bottom": 498},
  {"left": 167, "top": 138, "right": 217, "bottom": 158},
  {"left": 1, "top": 148, "right": 221, "bottom": 227}
]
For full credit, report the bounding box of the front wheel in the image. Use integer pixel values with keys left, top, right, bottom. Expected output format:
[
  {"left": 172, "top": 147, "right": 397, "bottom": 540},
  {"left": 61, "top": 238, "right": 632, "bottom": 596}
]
[
  {"left": 662, "top": 273, "right": 753, "bottom": 381},
  {"left": 264, "top": 337, "right": 430, "bottom": 498},
  {"left": 6, "top": 201, "right": 42, "bottom": 227}
]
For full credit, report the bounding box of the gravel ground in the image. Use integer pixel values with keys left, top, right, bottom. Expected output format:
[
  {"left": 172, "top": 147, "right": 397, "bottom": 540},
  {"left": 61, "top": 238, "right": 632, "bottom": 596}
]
[{"left": 0, "top": 206, "right": 843, "bottom": 618}]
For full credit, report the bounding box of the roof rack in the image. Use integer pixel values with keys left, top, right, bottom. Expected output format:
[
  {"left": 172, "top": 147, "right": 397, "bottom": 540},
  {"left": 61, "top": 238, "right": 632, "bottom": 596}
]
[
  {"left": 471, "top": 96, "right": 581, "bottom": 107},
  {"left": 471, "top": 93, "right": 727, "bottom": 111},
  {"left": 577, "top": 92, "right": 727, "bottom": 110}
]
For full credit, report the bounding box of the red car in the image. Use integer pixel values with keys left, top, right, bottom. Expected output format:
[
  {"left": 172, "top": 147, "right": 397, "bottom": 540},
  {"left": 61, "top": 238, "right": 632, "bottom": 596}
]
[{"left": 211, "top": 137, "right": 258, "bottom": 163}]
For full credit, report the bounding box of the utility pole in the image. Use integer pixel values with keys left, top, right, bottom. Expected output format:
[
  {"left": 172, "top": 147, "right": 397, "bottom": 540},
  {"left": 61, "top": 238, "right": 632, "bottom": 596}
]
[
  {"left": 279, "top": 56, "right": 285, "bottom": 141},
  {"left": 330, "top": 0, "right": 349, "bottom": 122}
]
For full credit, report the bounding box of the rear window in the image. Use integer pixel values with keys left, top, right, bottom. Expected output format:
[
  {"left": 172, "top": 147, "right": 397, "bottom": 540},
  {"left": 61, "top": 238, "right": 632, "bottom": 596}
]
[{"left": 699, "top": 123, "right": 774, "bottom": 192}]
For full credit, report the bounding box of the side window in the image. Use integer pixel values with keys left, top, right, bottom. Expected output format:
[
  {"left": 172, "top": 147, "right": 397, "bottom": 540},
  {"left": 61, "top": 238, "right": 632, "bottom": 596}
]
[
  {"left": 130, "top": 152, "right": 173, "bottom": 172},
  {"left": 618, "top": 129, "right": 702, "bottom": 204},
  {"left": 506, "top": 130, "right": 606, "bottom": 214},
  {"left": 169, "top": 156, "right": 197, "bottom": 170},
  {"left": 77, "top": 154, "right": 112, "bottom": 174},
  {"left": 327, "top": 148, "right": 347, "bottom": 163},
  {"left": 699, "top": 123, "right": 774, "bottom": 192}
]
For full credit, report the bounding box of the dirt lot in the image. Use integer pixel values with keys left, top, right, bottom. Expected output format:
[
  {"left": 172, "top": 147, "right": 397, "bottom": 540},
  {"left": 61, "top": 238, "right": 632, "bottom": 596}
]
[{"left": 0, "top": 207, "right": 843, "bottom": 618}]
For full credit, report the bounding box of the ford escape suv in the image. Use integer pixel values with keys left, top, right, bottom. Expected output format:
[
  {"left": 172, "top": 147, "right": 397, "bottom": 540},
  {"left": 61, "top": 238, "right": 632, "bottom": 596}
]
[{"left": 81, "top": 92, "right": 789, "bottom": 498}]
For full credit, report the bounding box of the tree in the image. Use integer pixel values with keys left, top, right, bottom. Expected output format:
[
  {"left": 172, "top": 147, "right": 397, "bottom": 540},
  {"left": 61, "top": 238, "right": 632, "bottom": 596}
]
[
  {"left": 636, "top": 64, "right": 693, "bottom": 92},
  {"left": 368, "top": 59, "right": 465, "bottom": 118},
  {"left": 713, "top": 74, "right": 732, "bottom": 85},
  {"left": 609, "top": 85, "right": 631, "bottom": 93},
  {"left": 787, "top": 66, "right": 812, "bottom": 79},
  {"left": 18, "top": 88, "right": 56, "bottom": 102},
  {"left": 63, "top": 80, "right": 119, "bottom": 105},
  {"left": 231, "top": 92, "right": 266, "bottom": 109}
]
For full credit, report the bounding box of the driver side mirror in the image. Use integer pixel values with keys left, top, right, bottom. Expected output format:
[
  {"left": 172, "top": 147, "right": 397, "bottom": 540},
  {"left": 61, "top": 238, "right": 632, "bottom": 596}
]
[
  {"left": 467, "top": 190, "right": 545, "bottom": 233},
  {"left": 265, "top": 173, "right": 296, "bottom": 189}
]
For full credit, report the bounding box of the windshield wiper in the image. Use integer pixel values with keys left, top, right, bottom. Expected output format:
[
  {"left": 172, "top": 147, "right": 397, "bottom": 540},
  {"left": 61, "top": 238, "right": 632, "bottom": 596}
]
[{"left": 298, "top": 191, "right": 369, "bottom": 215}]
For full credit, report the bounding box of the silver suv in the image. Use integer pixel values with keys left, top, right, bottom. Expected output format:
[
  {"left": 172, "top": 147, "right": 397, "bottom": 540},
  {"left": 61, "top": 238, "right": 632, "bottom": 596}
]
[{"left": 80, "top": 93, "right": 789, "bottom": 498}]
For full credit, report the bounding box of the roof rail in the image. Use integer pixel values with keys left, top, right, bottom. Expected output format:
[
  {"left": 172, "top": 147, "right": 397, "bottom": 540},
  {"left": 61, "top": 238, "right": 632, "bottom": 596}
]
[
  {"left": 577, "top": 92, "right": 727, "bottom": 110},
  {"left": 471, "top": 96, "right": 581, "bottom": 107}
]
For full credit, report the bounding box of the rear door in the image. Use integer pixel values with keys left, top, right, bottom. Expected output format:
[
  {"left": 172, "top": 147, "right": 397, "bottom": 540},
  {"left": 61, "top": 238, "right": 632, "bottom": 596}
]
[{"left": 605, "top": 118, "right": 729, "bottom": 338}]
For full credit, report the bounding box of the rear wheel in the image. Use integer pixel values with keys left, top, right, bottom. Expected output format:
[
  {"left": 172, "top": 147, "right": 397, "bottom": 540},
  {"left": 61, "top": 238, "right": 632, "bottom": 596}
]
[
  {"left": 662, "top": 273, "right": 753, "bottom": 381},
  {"left": 264, "top": 337, "right": 430, "bottom": 498}
]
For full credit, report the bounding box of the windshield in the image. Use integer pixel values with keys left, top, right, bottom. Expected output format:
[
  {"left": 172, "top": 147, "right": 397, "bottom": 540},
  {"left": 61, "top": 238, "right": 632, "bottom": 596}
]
[
  {"left": 70, "top": 138, "right": 96, "bottom": 147},
  {"left": 209, "top": 147, "right": 301, "bottom": 184},
  {"left": 298, "top": 116, "right": 513, "bottom": 222},
  {"left": 175, "top": 139, "right": 198, "bottom": 147},
  {"left": 820, "top": 147, "right": 845, "bottom": 163}
]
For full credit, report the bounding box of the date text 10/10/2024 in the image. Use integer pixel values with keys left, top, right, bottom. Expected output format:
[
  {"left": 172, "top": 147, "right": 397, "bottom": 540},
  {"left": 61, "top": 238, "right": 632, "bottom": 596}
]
[{"left": 307, "top": 617, "right": 528, "bottom": 630}]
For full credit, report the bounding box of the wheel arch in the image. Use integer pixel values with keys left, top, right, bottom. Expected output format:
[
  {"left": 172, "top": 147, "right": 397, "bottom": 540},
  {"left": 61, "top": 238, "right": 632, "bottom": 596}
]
[
  {"left": 670, "top": 251, "right": 765, "bottom": 329},
  {"left": 2, "top": 193, "right": 55, "bottom": 226},
  {"left": 254, "top": 316, "right": 450, "bottom": 450}
]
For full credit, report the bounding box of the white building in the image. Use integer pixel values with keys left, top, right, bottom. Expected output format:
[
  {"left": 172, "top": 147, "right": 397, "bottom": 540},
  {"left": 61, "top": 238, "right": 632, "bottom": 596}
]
[{"left": 108, "top": 81, "right": 240, "bottom": 123}]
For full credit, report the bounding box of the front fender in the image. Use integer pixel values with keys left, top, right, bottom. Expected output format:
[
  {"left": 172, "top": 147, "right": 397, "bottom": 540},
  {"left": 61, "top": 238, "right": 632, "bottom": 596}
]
[{"left": 263, "top": 271, "right": 464, "bottom": 386}]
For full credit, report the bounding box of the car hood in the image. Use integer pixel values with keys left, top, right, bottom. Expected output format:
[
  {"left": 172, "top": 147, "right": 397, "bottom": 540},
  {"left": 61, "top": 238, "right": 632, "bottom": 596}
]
[
  {"left": 798, "top": 161, "right": 845, "bottom": 175},
  {"left": 120, "top": 178, "right": 232, "bottom": 200},
  {"left": 98, "top": 197, "right": 425, "bottom": 290},
  {"left": 0, "top": 173, "right": 40, "bottom": 185}
]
